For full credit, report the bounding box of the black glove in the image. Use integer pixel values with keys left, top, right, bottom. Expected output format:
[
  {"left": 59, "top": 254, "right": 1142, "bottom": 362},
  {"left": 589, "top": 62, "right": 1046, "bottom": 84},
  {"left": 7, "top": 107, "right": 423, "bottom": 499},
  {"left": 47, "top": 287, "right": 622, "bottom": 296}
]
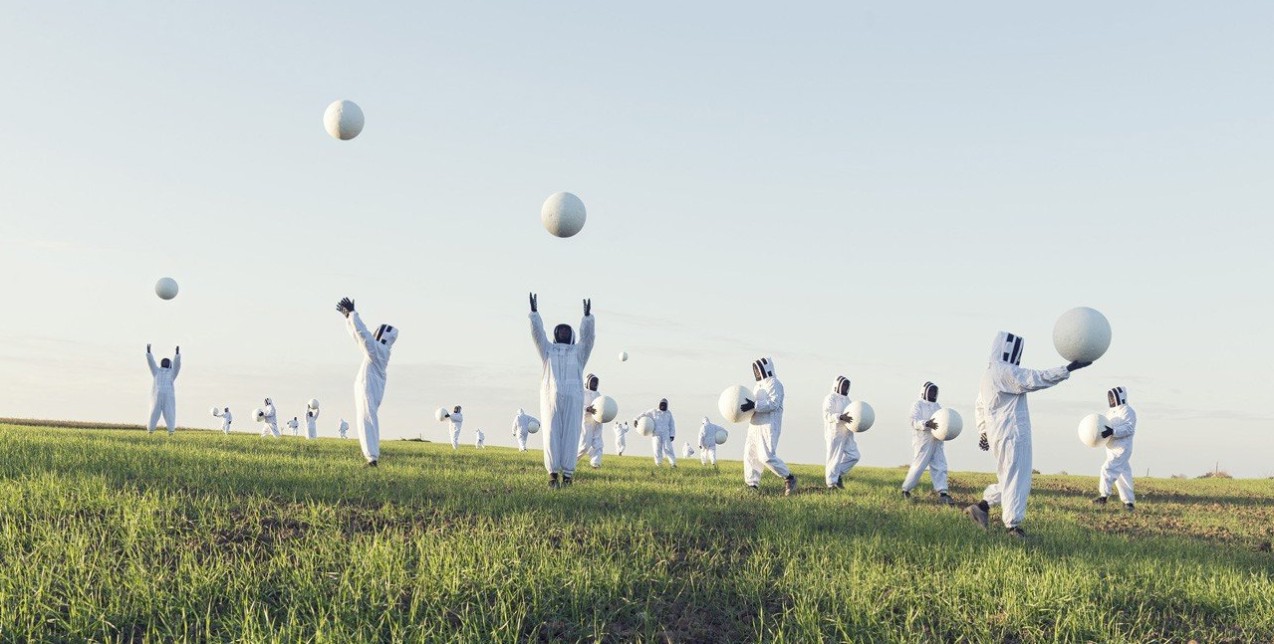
[
  {"left": 1066, "top": 360, "right": 1093, "bottom": 372},
  {"left": 739, "top": 400, "right": 755, "bottom": 413},
  {"left": 670, "top": 436, "right": 674, "bottom": 442},
  {"left": 979, "top": 433, "right": 989, "bottom": 451},
  {"left": 146, "top": 344, "right": 152, "bottom": 353},
  {"left": 585, "top": 406, "right": 596, "bottom": 414},
  {"left": 583, "top": 298, "right": 591, "bottom": 316},
  {"left": 175, "top": 346, "right": 180, "bottom": 355},
  {"left": 1100, "top": 426, "right": 1114, "bottom": 438},
  {"left": 529, "top": 293, "right": 538, "bottom": 313},
  {"left": 336, "top": 297, "right": 355, "bottom": 317}
]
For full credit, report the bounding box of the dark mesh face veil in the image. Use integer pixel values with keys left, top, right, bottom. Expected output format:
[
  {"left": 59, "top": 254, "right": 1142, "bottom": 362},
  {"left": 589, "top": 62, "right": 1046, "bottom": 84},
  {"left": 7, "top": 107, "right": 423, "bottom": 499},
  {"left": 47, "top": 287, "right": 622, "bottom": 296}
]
[
  {"left": 553, "top": 324, "right": 574, "bottom": 344},
  {"left": 585, "top": 374, "right": 599, "bottom": 391},
  {"left": 160, "top": 358, "right": 171, "bottom": 368},
  {"left": 991, "top": 332, "right": 1024, "bottom": 366},
  {"left": 922, "top": 382, "right": 938, "bottom": 402},
  {"left": 752, "top": 357, "right": 775, "bottom": 381},
  {"left": 658, "top": 398, "right": 668, "bottom": 411},
  {"left": 1108, "top": 386, "right": 1127, "bottom": 407},
  {"left": 833, "top": 376, "right": 850, "bottom": 396}
]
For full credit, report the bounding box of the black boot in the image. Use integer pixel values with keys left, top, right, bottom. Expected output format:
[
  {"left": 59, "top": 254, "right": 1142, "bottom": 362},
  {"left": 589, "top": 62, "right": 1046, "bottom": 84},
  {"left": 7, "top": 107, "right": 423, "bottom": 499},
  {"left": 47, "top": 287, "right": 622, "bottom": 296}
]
[
  {"left": 784, "top": 474, "right": 797, "bottom": 497},
  {"left": 562, "top": 474, "right": 573, "bottom": 487},
  {"left": 1091, "top": 496, "right": 1108, "bottom": 505},
  {"left": 549, "top": 473, "right": 560, "bottom": 490}
]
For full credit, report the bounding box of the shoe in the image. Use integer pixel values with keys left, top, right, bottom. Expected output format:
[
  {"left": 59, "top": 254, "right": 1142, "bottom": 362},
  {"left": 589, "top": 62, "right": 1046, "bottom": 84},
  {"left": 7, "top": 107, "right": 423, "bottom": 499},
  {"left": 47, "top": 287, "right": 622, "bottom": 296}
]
[
  {"left": 784, "top": 475, "right": 797, "bottom": 497},
  {"left": 835, "top": 477, "right": 844, "bottom": 490},
  {"left": 747, "top": 485, "right": 760, "bottom": 494},
  {"left": 938, "top": 493, "right": 953, "bottom": 506},
  {"left": 591, "top": 465, "right": 599, "bottom": 469},
  {"left": 964, "top": 504, "right": 989, "bottom": 529},
  {"left": 1092, "top": 496, "right": 1108, "bottom": 505},
  {"left": 365, "top": 460, "right": 378, "bottom": 468},
  {"left": 1124, "top": 503, "right": 1135, "bottom": 512},
  {"left": 1006, "top": 527, "right": 1027, "bottom": 539},
  {"left": 549, "top": 473, "right": 560, "bottom": 490},
  {"left": 901, "top": 490, "right": 912, "bottom": 500},
  {"left": 562, "top": 475, "right": 573, "bottom": 487}
]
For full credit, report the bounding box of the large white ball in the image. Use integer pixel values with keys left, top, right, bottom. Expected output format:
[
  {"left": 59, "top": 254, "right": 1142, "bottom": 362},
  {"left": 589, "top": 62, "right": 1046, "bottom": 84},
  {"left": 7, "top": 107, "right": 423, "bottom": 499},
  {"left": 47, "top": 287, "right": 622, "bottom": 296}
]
[
  {"left": 323, "top": 100, "right": 364, "bottom": 140},
  {"left": 155, "top": 277, "right": 179, "bottom": 300},
  {"left": 307, "top": 398, "right": 320, "bottom": 411},
  {"left": 527, "top": 418, "right": 541, "bottom": 434},
  {"left": 540, "top": 192, "right": 586, "bottom": 238},
  {"left": 619, "top": 351, "right": 629, "bottom": 362},
  {"left": 717, "top": 385, "right": 755, "bottom": 424},
  {"left": 210, "top": 407, "right": 220, "bottom": 417},
  {"left": 1053, "top": 307, "right": 1112, "bottom": 363},
  {"left": 714, "top": 428, "right": 728, "bottom": 445},
  {"left": 636, "top": 417, "right": 656, "bottom": 437},
  {"left": 253, "top": 408, "right": 265, "bottom": 422},
  {"left": 1078, "top": 413, "right": 1110, "bottom": 448},
  {"left": 591, "top": 395, "right": 619, "bottom": 424},
  {"left": 434, "top": 407, "right": 449, "bottom": 422},
  {"left": 931, "top": 408, "right": 964, "bottom": 441},
  {"left": 845, "top": 401, "right": 876, "bottom": 433}
]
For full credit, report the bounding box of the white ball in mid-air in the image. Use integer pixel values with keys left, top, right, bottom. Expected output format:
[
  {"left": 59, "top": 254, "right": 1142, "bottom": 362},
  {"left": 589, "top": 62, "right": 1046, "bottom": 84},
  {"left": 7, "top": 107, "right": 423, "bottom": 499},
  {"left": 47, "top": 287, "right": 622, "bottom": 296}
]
[
  {"left": 591, "top": 395, "right": 619, "bottom": 424},
  {"left": 155, "top": 277, "right": 179, "bottom": 300},
  {"left": 636, "top": 417, "right": 656, "bottom": 437},
  {"left": 526, "top": 418, "right": 541, "bottom": 434},
  {"left": 619, "top": 351, "right": 629, "bottom": 362},
  {"left": 307, "top": 398, "right": 320, "bottom": 411},
  {"left": 323, "top": 100, "right": 364, "bottom": 140},
  {"left": 253, "top": 408, "right": 265, "bottom": 422},
  {"left": 930, "top": 408, "right": 963, "bottom": 441},
  {"left": 540, "top": 192, "right": 586, "bottom": 238},
  {"left": 717, "top": 385, "right": 755, "bottom": 424},
  {"left": 210, "top": 407, "right": 220, "bottom": 417},
  {"left": 845, "top": 401, "right": 876, "bottom": 433},
  {"left": 1078, "top": 413, "right": 1110, "bottom": 448},
  {"left": 1053, "top": 307, "right": 1112, "bottom": 363},
  {"left": 715, "top": 428, "right": 728, "bottom": 445},
  {"left": 434, "top": 407, "right": 449, "bottom": 422}
]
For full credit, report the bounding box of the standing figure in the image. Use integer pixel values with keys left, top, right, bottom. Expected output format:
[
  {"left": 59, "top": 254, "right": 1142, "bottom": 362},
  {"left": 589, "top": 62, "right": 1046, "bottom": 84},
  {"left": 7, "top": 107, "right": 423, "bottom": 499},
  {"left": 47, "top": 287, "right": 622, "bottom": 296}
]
[
  {"left": 260, "top": 397, "right": 280, "bottom": 438},
  {"left": 338, "top": 419, "right": 349, "bottom": 439},
  {"left": 822, "top": 376, "right": 858, "bottom": 489},
  {"left": 682, "top": 441, "right": 696, "bottom": 458},
  {"left": 698, "top": 417, "right": 723, "bottom": 466},
  {"left": 336, "top": 296, "right": 398, "bottom": 467},
  {"left": 577, "top": 374, "right": 605, "bottom": 469},
  {"left": 146, "top": 344, "right": 181, "bottom": 435},
  {"left": 213, "top": 407, "right": 232, "bottom": 434},
  {"left": 306, "top": 407, "right": 320, "bottom": 440},
  {"left": 287, "top": 417, "right": 300, "bottom": 436},
  {"left": 964, "top": 332, "right": 1089, "bottom": 538},
  {"left": 614, "top": 421, "right": 630, "bottom": 456},
  {"left": 511, "top": 408, "right": 535, "bottom": 452},
  {"left": 1093, "top": 387, "right": 1138, "bottom": 511},
  {"left": 741, "top": 357, "right": 796, "bottom": 495},
  {"left": 528, "top": 293, "right": 595, "bottom": 489},
  {"left": 446, "top": 406, "right": 464, "bottom": 450},
  {"left": 475, "top": 428, "right": 486, "bottom": 449},
  {"left": 638, "top": 399, "right": 678, "bottom": 468},
  {"left": 900, "top": 381, "right": 952, "bottom": 504}
]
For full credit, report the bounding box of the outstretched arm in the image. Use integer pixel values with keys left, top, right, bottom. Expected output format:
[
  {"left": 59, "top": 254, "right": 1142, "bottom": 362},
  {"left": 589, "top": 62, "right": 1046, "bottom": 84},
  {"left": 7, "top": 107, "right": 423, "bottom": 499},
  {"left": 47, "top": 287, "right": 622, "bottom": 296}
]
[
  {"left": 171, "top": 350, "right": 182, "bottom": 379},
  {"left": 997, "top": 365, "right": 1070, "bottom": 395},
  {"left": 347, "top": 311, "right": 377, "bottom": 357},
  {"left": 578, "top": 306, "right": 596, "bottom": 366},
  {"left": 529, "top": 311, "right": 549, "bottom": 361}
]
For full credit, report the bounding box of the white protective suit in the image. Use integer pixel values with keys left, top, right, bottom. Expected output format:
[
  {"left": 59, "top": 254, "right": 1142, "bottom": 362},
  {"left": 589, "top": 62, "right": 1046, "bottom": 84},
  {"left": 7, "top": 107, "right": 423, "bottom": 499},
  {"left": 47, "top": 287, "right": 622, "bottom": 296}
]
[
  {"left": 512, "top": 409, "right": 535, "bottom": 452},
  {"left": 1099, "top": 387, "right": 1138, "bottom": 504},
  {"left": 745, "top": 358, "right": 792, "bottom": 486},
  {"left": 348, "top": 311, "right": 397, "bottom": 463},
  {"left": 638, "top": 403, "right": 677, "bottom": 467},
  {"left": 976, "top": 332, "right": 1071, "bottom": 529},
  {"left": 338, "top": 419, "right": 349, "bottom": 439},
  {"left": 614, "top": 422, "right": 629, "bottom": 456},
  {"left": 901, "top": 382, "right": 948, "bottom": 494},
  {"left": 214, "top": 408, "right": 232, "bottom": 434},
  {"left": 822, "top": 376, "right": 859, "bottom": 487},
  {"left": 306, "top": 409, "right": 319, "bottom": 440},
  {"left": 261, "top": 399, "right": 280, "bottom": 438},
  {"left": 287, "top": 417, "right": 299, "bottom": 436},
  {"left": 530, "top": 311, "right": 595, "bottom": 477},
  {"left": 578, "top": 381, "right": 604, "bottom": 468},
  {"left": 448, "top": 411, "right": 464, "bottom": 450},
  {"left": 682, "top": 442, "right": 696, "bottom": 458},
  {"left": 698, "top": 417, "right": 722, "bottom": 466},
  {"left": 475, "top": 429, "right": 486, "bottom": 449},
  {"left": 146, "top": 350, "right": 181, "bottom": 434}
]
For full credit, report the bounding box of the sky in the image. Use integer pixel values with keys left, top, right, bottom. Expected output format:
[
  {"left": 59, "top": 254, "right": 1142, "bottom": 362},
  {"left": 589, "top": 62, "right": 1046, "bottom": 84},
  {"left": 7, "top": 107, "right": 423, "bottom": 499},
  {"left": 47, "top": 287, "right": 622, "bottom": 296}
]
[{"left": 1, "top": 2, "right": 1272, "bottom": 478}]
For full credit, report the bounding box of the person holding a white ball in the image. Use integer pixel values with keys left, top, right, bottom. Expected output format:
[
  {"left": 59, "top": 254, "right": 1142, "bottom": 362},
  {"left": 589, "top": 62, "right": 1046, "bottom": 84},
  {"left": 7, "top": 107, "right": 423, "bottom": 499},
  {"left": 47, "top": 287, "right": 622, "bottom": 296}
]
[
  {"left": 637, "top": 399, "right": 678, "bottom": 468},
  {"left": 145, "top": 344, "right": 181, "bottom": 435},
  {"left": 1092, "top": 387, "right": 1138, "bottom": 511},
  {"left": 901, "top": 382, "right": 953, "bottom": 505},
  {"left": 212, "top": 407, "right": 232, "bottom": 434},
  {"left": 529, "top": 293, "right": 595, "bottom": 488},
  {"left": 444, "top": 406, "right": 464, "bottom": 450},
  {"left": 336, "top": 296, "right": 398, "bottom": 467},
  {"left": 511, "top": 408, "right": 536, "bottom": 452},
  {"left": 577, "top": 374, "right": 606, "bottom": 469},
  {"left": 259, "top": 398, "right": 280, "bottom": 438},
  {"left": 697, "top": 417, "right": 724, "bottom": 466},
  {"left": 741, "top": 357, "right": 796, "bottom": 496},
  {"left": 964, "top": 332, "right": 1092, "bottom": 538},
  {"left": 822, "top": 375, "right": 859, "bottom": 490},
  {"left": 287, "top": 417, "right": 300, "bottom": 437},
  {"left": 305, "top": 407, "right": 319, "bottom": 440}
]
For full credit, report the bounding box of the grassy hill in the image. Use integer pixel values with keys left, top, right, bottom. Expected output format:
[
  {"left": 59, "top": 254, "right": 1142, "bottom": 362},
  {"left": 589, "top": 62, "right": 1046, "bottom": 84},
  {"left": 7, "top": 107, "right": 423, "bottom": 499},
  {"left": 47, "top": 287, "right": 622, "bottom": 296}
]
[{"left": 1, "top": 423, "right": 1272, "bottom": 642}]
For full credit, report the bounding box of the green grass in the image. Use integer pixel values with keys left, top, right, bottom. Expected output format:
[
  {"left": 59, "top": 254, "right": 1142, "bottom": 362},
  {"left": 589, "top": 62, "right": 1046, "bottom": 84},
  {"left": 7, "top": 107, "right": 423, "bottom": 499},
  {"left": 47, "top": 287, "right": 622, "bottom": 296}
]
[{"left": 1, "top": 424, "right": 1272, "bottom": 642}]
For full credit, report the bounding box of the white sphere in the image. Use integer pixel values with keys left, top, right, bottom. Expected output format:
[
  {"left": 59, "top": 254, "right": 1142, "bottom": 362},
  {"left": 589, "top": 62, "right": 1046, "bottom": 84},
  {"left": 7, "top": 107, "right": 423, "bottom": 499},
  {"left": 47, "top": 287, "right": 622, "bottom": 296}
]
[
  {"left": 210, "top": 407, "right": 220, "bottom": 417},
  {"left": 619, "top": 351, "right": 629, "bottom": 362},
  {"left": 1053, "top": 307, "right": 1112, "bottom": 363},
  {"left": 540, "top": 192, "right": 587, "bottom": 238},
  {"left": 845, "top": 401, "right": 876, "bottom": 433},
  {"left": 253, "top": 408, "right": 265, "bottom": 422},
  {"left": 636, "top": 417, "right": 656, "bottom": 437},
  {"left": 155, "top": 277, "right": 179, "bottom": 300},
  {"left": 592, "top": 395, "right": 619, "bottom": 424},
  {"left": 1078, "top": 413, "right": 1110, "bottom": 448},
  {"left": 434, "top": 407, "right": 449, "bottom": 422},
  {"left": 931, "top": 408, "right": 964, "bottom": 441},
  {"left": 527, "top": 418, "right": 541, "bottom": 434},
  {"left": 714, "top": 428, "right": 728, "bottom": 445},
  {"left": 717, "top": 385, "right": 754, "bottom": 424},
  {"left": 307, "top": 398, "right": 320, "bottom": 411},
  {"left": 323, "top": 100, "right": 364, "bottom": 140}
]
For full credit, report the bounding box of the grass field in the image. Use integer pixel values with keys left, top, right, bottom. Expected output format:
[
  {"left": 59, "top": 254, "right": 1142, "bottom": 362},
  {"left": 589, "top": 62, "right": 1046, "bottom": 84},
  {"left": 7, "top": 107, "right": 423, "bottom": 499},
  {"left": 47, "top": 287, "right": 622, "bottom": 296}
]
[{"left": 1, "top": 423, "right": 1272, "bottom": 642}]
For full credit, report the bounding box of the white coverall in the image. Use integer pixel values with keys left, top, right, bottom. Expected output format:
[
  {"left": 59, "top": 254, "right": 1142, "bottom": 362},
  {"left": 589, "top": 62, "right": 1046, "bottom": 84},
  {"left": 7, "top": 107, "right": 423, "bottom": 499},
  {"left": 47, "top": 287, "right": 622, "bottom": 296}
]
[
  {"left": 901, "top": 395, "right": 947, "bottom": 494},
  {"left": 287, "top": 418, "right": 299, "bottom": 436},
  {"left": 745, "top": 359, "right": 792, "bottom": 486},
  {"left": 638, "top": 407, "right": 677, "bottom": 467},
  {"left": 448, "top": 411, "right": 464, "bottom": 450},
  {"left": 475, "top": 429, "right": 486, "bottom": 449},
  {"left": 698, "top": 418, "right": 722, "bottom": 466},
  {"left": 1099, "top": 389, "right": 1138, "bottom": 504},
  {"left": 214, "top": 409, "right": 232, "bottom": 434},
  {"left": 338, "top": 419, "right": 349, "bottom": 439},
  {"left": 530, "top": 312, "right": 595, "bottom": 477},
  {"left": 306, "top": 409, "right": 319, "bottom": 440},
  {"left": 512, "top": 409, "right": 535, "bottom": 452},
  {"left": 146, "top": 351, "right": 181, "bottom": 434},
  {"left": 976, "top": 332, "right": 1070, "bottom": 529},
  {"left": 348, "top": 312, "right": 397, "bottom": 463},
  {"left": 614, "top": 422, "right": 629, "bottom": 455},
  {"left": 682, "top": 442, "right": 695, "bottom": 458},
  {"left": 578, "top": 389, "right": 605, "bottom": 468},
  {"left": 261, "top": 400, "right": 280, "bottom": 438},
  {"left": 822, "top": 384, "right": 859, "bottom": 487}
]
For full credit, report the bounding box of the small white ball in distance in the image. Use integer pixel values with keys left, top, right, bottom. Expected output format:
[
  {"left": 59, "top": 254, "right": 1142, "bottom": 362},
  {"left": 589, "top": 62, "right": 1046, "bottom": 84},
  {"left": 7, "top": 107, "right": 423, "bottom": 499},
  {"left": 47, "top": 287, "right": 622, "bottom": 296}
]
[
  {"left": 253, "top": 408, "right": 265, "bottom": 422},
  {"left": 717, "top": 385, "right": 754, "bottom": 424},
  {"left": 540, "top": 192, "right": 586, "bottom": 238},
  {"left": 155, "top": 277, "right": 179, "bottom": 300},
  {"left": 324, "top": 100, "right": 364, "bottom": 140},
  {"left": 845, "top": 401, "right": 876, "bottom": 433},
  {"left": 434, "top": 407, "right": 449, "bottom": 422},
  {"left": 714, "top": 428, "right": 728, "bottom": 445},
  {"left": 619, "top": 351, "right": 629, "bottom": 362},
  {"left": 1078, "top": 413, "right": 1110, "bottom": 448},
  {"left": 930, "top": 408, "right": 963, "bottom": 441},
  {"left": 307, "top": 399, "right": 320, "bottom": 411},
  {"left": 636, "top": 417, "right": 656, "bottom": 437},
  {"left": 592, "top": 395, "right": 619, "bottom": 424},
  {"left": 527, "top": 418, "right": 541, "bottom": 434},
  {"left": 1053, "top": 307, "right": 1112, "bottom": 363}
]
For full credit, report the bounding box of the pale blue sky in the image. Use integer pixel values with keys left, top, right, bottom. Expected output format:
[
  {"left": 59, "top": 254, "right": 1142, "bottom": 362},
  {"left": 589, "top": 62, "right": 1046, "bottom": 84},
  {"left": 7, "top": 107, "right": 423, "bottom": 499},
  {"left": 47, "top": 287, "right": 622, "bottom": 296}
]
[{"left": 2, "top": 2, "right": 1271, "bottom": 477}]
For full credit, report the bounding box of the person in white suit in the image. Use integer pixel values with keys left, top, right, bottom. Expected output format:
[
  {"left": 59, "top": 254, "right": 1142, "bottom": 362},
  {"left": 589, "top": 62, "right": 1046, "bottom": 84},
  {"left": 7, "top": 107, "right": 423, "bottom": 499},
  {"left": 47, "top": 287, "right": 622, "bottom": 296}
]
[
  {"left": 1092, "top": 387, "right": 1138, "bottom": 511},
  {"left": 528, "top": 293, "right": 595, "bottom": 488},
  {"left": 145, "top": 345, "right": 181, "bottom": 435},
  {"left": 336, "top": 296, "right": 398, "bottom": 467}
]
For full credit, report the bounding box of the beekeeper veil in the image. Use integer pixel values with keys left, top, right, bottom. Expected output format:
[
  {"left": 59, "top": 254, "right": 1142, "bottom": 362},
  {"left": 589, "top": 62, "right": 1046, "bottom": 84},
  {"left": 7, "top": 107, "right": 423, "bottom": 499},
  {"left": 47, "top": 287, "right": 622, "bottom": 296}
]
[
  {"left": 752, "top": 357, "right": 775, "bottom": 382},
  {"left": 990, "top": 331, "right": 1024, "bottom": 366}
]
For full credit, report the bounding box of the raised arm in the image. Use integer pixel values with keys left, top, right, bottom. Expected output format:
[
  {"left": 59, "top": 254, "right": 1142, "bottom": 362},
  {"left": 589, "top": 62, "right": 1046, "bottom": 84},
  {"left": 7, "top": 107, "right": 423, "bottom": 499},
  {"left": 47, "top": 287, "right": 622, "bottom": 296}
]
[
  {"left": 529, "top": 312, "right": 549, "bottom": 361},
  {"left": 146, "top": 351, "right": 157, "bottom": 376},
  {"left": 577, "top": 305, "right": 595, "bottom": 366},
  {"left": 347, "top": 311, "right": 377, "bottom": 357},
  {"left": 997, "top": 365, "right": 1070, "bottom": 395},
  {"left": 171, "top": 350, "right": 182, "bottom": 379}
]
